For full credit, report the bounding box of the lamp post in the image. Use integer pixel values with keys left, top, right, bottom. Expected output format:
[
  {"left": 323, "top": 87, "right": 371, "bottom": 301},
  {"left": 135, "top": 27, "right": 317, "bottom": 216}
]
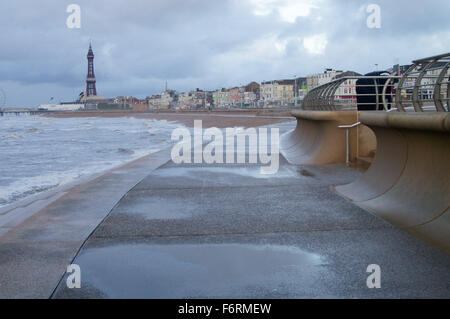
[{"left": 262, "top": 80, "right": 265, "bottom": 108}]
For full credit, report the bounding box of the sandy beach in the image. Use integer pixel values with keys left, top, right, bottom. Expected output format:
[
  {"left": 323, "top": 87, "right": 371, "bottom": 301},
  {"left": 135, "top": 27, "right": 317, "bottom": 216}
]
[{"left": 43, "top": 111, "right": 295, "bottom": 128}]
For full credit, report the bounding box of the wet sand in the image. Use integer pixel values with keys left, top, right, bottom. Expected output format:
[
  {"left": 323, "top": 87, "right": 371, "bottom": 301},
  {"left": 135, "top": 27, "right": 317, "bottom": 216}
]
[{"left": 43, "top": 111, "right": 295, "bottom": 128}]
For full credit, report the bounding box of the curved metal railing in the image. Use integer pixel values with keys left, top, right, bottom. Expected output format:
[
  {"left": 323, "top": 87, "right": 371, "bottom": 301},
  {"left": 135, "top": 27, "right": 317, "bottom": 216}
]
[
  {"left": 302, "top": 52, "right": 450, "bottom": 112},
  {"left": 302, "top": 75, "right": 401, "bottom": 111},
  {"left": 396, "top": 52, "right": 450, "bottom": 112}
]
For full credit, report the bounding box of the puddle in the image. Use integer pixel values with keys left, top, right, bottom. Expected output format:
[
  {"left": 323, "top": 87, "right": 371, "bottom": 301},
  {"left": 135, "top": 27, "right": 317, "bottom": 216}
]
[{"left": 70, "top": 243, "right": 327, "bottom": 298}]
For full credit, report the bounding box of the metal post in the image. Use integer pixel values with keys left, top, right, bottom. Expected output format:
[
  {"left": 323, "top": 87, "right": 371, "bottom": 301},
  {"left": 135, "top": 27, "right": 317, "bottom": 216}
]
[
  {"left": 339, "top": 122, "right": 361, "bottom": 166},
  {"left": 373, "top": 79, "right": 379, "bottom": 110},
  {"left": 345, "top": 128, "right": 350, "bottom": 166},
  {"left": 294, "top": 75, "right": 297, "bottom": 107},
  {"left": 382, "top": 78, "right": 392, "bottom": 111}
]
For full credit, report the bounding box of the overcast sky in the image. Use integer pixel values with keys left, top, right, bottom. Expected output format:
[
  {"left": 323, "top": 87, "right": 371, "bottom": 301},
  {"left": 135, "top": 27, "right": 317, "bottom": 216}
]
[{"left": 1, "top": 0, "right": 449, "bottom": 107}]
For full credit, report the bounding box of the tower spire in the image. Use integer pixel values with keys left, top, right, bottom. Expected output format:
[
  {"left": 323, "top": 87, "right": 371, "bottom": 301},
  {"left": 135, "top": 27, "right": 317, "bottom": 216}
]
[{"left": 86, "top": 43, "right": 97, "bottom": 96}]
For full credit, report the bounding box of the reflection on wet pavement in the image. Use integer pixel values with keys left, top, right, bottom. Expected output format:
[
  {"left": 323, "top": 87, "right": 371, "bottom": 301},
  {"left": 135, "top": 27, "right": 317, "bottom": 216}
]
[
  {"left": 73, "top": 243, "right": 327, "bottom": 298},
  {"left": 152, "top": 166, "right": 303, "bottom": 179}
]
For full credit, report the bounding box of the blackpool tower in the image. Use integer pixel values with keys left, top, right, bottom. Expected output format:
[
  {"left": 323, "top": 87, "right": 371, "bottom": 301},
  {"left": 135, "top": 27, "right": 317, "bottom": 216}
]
[{"left": 86, "top": 43, "right": 97, "bottom": 96}]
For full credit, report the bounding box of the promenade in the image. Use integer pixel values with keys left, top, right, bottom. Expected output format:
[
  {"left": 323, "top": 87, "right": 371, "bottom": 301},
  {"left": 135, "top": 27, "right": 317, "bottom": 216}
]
[
  {"left": 1, "top": 117, "right": 449, "bottom": 298},
  {"left": 51, "top": 121, "right": 449, "bottom": 298}
]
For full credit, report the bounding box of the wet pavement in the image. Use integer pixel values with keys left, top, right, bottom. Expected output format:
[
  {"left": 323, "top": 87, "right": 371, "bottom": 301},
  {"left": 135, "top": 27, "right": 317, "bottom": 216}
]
[
  {"left": 53, "top": 122, "right": 450, "bottom": 299},
  {"left": 0, "top": 148, "right": 173, "bottom": 298}
]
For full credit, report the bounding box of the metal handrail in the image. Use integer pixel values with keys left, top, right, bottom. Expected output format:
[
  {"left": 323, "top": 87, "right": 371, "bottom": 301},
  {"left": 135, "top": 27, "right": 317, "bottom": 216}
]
[
  {"left": 302, "top": 52, "right": 450, "bottom": 112},
  {"left": 338, "top": 122, "right": 361, "bottom": 166},
  {"left": 338, "top": 122, "right": 362, "bottom": 165},
  {"left": 338, "top": 122, "right": 361, "bottom": 129}
]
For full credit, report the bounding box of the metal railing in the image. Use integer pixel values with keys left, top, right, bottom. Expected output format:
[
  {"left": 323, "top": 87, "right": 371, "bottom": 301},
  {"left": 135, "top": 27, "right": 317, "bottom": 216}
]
[
  {"left": 302, "top": 75, "right": 400, "bottom": 111},
  {"left": 396, "top": 52, "right": 450, "bottom": 112},
  {"left": 302, "top": 52, "right": 450, "bottom": 112}
]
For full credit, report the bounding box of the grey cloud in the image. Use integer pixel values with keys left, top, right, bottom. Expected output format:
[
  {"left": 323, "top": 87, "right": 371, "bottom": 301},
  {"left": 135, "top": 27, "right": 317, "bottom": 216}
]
[{"left": 0, "top": 0, "right": 449, "bottom": 106}]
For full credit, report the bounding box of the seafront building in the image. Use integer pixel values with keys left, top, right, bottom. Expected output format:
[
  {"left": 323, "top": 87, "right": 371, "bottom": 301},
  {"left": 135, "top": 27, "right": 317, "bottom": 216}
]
[
  {"left": 213, "top": 88, "right": 230, "bottom": 108},
  {"left": 275, "top": 80, "right": 295, "bottom": 106},
  {"left": 306, "top": 69, "right": 343, "bottom": 91},
  {"left": 260, "top": 80, "right": 295, "bottom": 107},
  {"left": 178, "top": 91, "right": 194, "bottom": 109},
  {"left": 147, "top": 94, "right": 162, "bottom": 109},
  {"left": 260, "top": 81, "right": 275, "bottom": 106},
  {"left": 228, "top": 87, "right": 243, "bottom": 107},
  {"left": 160, "top": 90, "right": 178, "bottom": 109},
  {"left": 333, "top": 71, "right": 361, "bottom": 103},
  {"left": 37, "top": 103, "right": 85, "bottom": 111}
]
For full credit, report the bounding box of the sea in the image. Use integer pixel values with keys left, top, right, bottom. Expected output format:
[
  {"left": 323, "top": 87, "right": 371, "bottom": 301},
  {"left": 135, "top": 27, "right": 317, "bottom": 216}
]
[{"left": 0, "top": 114, "right": 182, "bottom": 208}]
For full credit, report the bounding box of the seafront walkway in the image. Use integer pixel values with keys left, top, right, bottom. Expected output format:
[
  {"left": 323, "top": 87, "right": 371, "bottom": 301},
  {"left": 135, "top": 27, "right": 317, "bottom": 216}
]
[
  {"left": 1, "top": 118, "right": 449, "bottom": 298},
  {"left": 48, "top": 119, "right": 449, "bottom": 298}
]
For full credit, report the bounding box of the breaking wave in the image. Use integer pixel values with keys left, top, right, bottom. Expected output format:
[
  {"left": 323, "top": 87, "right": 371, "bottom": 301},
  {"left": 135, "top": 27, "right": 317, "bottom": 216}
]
[{"left": 0, "top": 115, "right": 182, "bottom": 207}]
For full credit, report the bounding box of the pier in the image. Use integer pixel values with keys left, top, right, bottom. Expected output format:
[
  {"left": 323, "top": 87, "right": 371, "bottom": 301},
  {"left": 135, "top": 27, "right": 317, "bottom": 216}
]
[{"left": 0, "top": 108, "right": 42, "bottom": 116}]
